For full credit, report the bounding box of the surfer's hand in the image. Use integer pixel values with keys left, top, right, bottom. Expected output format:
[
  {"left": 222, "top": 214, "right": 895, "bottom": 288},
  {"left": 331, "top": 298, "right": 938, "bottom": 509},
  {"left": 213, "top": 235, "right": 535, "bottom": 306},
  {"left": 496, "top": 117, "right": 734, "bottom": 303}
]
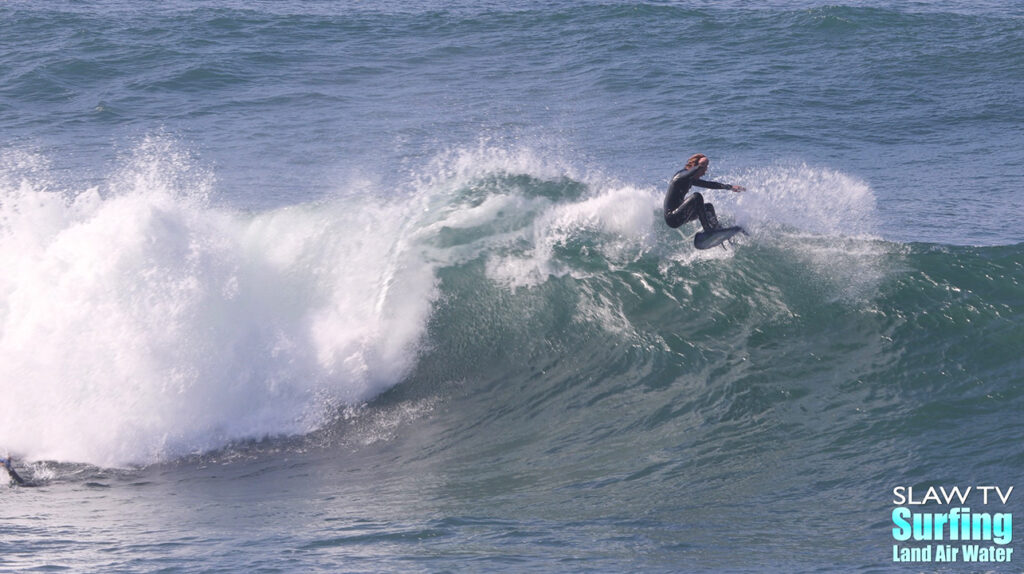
[{"left": 730, "top": 185, "right": 746, "bottom": 192}]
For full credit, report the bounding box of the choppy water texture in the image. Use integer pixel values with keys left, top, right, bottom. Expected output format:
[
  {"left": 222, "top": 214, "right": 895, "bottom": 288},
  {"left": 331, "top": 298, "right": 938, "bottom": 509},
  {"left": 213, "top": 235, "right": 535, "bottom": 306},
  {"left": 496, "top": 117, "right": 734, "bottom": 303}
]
[{"left": 1, "top": 1, "right": 1022, "bottom": 572}]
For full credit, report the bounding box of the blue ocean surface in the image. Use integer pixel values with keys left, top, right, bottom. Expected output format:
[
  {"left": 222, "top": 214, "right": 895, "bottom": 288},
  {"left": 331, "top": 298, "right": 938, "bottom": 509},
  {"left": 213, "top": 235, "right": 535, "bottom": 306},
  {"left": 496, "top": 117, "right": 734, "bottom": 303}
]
[{"left": 1, "top": 1, "right": 1022, "bottom": 572}]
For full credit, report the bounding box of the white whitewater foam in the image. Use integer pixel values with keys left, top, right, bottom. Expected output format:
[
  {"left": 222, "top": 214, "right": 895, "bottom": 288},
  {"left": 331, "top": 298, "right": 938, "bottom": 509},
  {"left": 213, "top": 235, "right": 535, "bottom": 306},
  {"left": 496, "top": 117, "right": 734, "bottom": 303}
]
[{"left": 0, "top": 144, "right": 439, "bottom": 466}]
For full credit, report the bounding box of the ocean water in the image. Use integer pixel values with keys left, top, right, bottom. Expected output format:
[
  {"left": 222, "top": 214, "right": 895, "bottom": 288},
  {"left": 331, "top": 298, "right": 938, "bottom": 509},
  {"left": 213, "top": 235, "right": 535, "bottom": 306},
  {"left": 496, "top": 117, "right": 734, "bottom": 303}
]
[{"left": 1, "top": 1, "right": 1022, "bottom": 572}]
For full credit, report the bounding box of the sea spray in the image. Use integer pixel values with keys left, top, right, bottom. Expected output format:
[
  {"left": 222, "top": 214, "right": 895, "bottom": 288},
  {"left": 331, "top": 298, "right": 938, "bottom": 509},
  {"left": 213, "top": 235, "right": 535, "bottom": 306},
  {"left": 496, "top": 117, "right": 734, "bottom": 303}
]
[{"left": 0, "top": 145, "right": 440, "bottom": 466}]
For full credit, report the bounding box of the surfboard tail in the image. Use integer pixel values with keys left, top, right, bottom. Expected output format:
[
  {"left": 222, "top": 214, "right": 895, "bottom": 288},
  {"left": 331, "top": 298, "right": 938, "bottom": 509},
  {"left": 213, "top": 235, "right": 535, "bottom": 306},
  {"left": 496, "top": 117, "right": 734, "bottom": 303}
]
[{"left": 694, "top": 226, "right": 744, "bottom": 250}]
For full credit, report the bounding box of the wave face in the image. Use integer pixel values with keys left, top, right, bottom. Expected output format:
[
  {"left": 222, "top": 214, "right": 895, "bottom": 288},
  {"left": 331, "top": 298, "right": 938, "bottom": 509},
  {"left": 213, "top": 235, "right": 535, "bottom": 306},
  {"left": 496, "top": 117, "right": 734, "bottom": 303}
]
[
  {"left": 390, "top": 151, "right": 1022, "bottom": 507},
  {"left": 2, "top": 143, "right": 1021, "bottom": 474}
]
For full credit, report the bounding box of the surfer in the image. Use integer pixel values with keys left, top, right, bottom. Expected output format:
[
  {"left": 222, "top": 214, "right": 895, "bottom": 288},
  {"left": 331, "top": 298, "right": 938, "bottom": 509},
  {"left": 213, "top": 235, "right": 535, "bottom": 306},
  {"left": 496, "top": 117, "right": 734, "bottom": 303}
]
[
  {"left": 1, "top": 457, "right": 25, "bottom": 485},
  {"left": 664, "top": 153, "right": 745, "bottom": 232}
]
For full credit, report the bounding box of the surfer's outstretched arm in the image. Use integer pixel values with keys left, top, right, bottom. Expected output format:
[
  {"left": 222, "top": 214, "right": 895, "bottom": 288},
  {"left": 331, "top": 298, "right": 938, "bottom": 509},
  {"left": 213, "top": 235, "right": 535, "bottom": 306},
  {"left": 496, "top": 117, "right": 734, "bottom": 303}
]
[{"left": 693, "top": 179, "right": 745, "bottom": 192}]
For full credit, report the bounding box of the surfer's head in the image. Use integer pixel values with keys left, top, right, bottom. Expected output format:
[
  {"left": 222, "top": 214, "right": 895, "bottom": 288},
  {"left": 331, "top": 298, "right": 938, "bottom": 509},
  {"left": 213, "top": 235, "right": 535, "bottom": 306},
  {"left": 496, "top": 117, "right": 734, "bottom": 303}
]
[{"left": 686, "top": 153, "right": 708, "bottom": 176}]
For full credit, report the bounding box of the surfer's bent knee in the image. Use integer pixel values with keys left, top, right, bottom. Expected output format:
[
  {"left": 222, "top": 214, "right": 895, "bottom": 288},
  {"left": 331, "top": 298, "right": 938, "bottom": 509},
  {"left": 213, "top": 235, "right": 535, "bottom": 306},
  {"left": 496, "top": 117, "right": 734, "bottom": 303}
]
[{"left": 664, "top": 193, "right": 703, "bottom": 228}]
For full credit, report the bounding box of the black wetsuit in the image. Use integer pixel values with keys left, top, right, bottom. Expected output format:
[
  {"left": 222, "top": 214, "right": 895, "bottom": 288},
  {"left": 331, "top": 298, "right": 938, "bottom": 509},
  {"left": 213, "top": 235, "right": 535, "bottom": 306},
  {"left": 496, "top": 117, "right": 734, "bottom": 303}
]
[
  {"left": 663, "top": 165, "right": 731, "bottom": 231},
  {"left": 2, "top": 458, "right": 24, "bottom": 485}
]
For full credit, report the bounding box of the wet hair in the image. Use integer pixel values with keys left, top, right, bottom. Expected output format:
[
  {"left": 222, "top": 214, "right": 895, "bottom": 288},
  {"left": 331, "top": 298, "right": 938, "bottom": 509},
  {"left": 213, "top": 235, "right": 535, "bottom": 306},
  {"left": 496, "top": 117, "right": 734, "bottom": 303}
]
[{"left": 685, "top": 153, "right": 707, "bottom": 170}]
